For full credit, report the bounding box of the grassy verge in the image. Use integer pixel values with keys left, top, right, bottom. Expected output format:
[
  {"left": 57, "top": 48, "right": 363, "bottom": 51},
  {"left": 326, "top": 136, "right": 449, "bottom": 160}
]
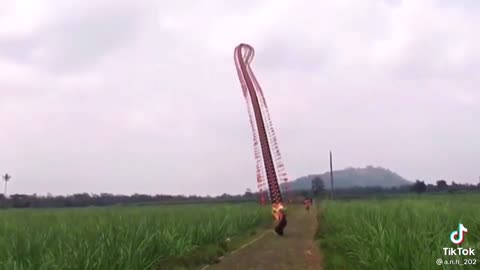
[
  {"left": 317, "top": 194, "right": 480, "bottom": 270},
  {"left": 0, "top": 203, "right": 271, "bottom": 270}
]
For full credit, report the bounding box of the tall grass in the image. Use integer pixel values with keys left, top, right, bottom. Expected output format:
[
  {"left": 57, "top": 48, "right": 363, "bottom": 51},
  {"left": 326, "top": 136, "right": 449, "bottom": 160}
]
[
  {"left": 0, "top": 204, "right": 270, "bottom": 270},
  {"left": 318, "top": 194, "right": 480, "bottom": 270}
]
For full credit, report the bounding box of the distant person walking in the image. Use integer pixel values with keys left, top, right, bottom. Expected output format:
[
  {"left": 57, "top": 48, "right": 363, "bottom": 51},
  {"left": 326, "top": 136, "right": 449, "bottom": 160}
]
[{"left": 304, "top": 197, "right": 312, "bottom": 211}]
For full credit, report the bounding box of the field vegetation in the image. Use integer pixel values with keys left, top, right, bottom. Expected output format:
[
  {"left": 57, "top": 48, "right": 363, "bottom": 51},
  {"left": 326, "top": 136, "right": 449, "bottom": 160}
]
[
  {"left": 0, "top": 203, "right": 270, "bottom": 270},
  {"left": 317, "top": 194, "right": 480, "bottom": 270}
]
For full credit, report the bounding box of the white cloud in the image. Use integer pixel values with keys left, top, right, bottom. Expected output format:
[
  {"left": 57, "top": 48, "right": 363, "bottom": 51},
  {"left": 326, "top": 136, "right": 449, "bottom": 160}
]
[{"left": 0, "top": 0, "right": 51, "bottom": 36}]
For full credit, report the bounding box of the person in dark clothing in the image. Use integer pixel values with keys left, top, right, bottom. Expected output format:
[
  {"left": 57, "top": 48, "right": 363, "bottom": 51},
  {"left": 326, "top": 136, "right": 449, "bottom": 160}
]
[{"left": 272, "top": 203, "right": 287, "bottom": 236}]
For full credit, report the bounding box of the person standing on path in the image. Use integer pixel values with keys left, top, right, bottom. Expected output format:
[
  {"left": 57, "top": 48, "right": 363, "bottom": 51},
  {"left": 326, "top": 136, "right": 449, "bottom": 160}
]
[
  {"left": 304, "top": 197, "right": 312, "bottom": 211},
  {"left": 272, "top": 203, "right": 287, "bottom": 236}
]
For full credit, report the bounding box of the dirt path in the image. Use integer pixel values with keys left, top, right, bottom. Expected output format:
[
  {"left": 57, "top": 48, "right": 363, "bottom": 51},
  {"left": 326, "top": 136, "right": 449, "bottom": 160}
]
[{"left": 203, "top": 206, "right": 323, "bottom": 270}]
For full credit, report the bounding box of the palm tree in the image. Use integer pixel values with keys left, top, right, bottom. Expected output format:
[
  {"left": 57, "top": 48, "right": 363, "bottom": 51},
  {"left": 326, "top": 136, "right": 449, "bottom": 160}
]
[{"left": 2, "top": 174, "right": 11, "bottom": 198}]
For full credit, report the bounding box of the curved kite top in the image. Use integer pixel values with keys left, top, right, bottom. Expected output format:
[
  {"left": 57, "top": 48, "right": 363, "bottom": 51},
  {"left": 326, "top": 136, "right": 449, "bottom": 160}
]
[{"left": 234, "top": 43, "right": 255, "bottom": 65}]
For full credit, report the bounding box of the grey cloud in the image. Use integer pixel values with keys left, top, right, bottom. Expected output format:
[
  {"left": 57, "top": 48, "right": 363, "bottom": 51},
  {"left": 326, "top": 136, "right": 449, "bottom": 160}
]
[
  {"left": 0, "top": 1, "right": 158, "bottom": 73},
  {"left": 383, "top": 31, "right": 479, "bottom": 81},
  {"left": 384, "top": 0, "right": 402, "bottom": 6},
  {"left": 437, "top": 0, "right": 480, "bottom": 10},
  {"left": 0, "top": 37, "right": 34, "bottom": 62},
  {"left": 255, "top": 36, "right": 331, "bottom": 72}
]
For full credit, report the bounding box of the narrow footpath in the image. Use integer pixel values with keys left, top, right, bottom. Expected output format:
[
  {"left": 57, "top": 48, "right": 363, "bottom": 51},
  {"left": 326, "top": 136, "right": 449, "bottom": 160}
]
[{"left": 204, "top": 206, "right": 323, "bottom": 270}]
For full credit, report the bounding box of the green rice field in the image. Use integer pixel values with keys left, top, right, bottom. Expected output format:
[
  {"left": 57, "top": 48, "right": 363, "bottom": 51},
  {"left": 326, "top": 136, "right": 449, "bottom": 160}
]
[
  {"left": 318, "top": 194, "right": 480, "bottom": 270},
  {"left": 0, "top": 204, "right": 270, "bottom": 270},
  {"left": 2, "top": 194, "right": 479, "bottom": 270}
]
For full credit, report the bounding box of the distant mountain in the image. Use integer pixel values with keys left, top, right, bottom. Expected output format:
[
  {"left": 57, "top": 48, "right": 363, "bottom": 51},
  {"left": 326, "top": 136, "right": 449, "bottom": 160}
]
[{"left": 286, "top": 166, "right": 412, "bottom": 191}]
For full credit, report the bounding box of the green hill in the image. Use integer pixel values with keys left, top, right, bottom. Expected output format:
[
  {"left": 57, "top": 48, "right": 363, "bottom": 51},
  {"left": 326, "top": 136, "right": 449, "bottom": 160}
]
[{"left": 286, "top": 166, "right": 411, "bottom": 191}]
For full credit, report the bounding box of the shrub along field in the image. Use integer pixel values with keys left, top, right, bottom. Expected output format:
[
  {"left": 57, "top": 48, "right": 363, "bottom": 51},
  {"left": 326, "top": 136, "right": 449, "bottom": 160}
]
[
  {"left": 0, "top": 203, "right": 271, "bottom": 270},
  {"left": 317, "top": 194, "right": 480, "bottom": 270}
]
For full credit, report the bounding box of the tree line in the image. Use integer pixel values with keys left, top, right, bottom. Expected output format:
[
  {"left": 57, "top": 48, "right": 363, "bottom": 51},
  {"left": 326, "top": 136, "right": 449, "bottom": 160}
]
[
  {"left": 0, "top": 192, "right": 264, "bottom": 208},
  {"left": 1, "top": 178, "right": 479, "bottom": 209},
  {"left": 313, "top": 177, "right": 480, "bottom": 199}
]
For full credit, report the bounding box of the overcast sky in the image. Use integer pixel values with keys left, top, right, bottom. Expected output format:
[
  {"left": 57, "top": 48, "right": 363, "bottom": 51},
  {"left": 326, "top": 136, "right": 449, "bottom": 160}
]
[{"left": 1, "top": 0, "right": 479, "bottom": 196}]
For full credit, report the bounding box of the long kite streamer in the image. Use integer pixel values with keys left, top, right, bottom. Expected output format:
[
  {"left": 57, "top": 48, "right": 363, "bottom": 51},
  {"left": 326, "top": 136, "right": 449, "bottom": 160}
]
[{"left": 234, "top": 43, "right": 289, "bottom": 206}]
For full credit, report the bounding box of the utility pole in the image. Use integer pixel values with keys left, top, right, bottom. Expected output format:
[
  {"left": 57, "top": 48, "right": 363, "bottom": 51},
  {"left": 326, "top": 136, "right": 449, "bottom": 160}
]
[
  {"left": 2, "top": 173, "right": 11, "bottom": 199},
  {"left": 330, "top": 151, "right": 334, "bottom": 200}
]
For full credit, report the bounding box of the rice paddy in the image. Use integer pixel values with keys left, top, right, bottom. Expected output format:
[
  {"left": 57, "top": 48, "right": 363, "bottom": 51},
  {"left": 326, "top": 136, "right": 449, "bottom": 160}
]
[
  {"left": 0, "top": 203, "right": 270, "bottom": 270},
  {"left": 318, "top": 194, "right": 480, "bottom": 270},
  {"left": 2, "top": 194, "right": 479, "bottom": 269}
]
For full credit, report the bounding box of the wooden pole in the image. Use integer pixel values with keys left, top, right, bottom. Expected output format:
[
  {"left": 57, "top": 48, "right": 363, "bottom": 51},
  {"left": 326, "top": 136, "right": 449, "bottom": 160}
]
[
  {"left": 330, "top": 151, "right": 334, "bottom": 200},
  {"left": 2, "top": 174, "right": 10, "bottom": 198}
]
